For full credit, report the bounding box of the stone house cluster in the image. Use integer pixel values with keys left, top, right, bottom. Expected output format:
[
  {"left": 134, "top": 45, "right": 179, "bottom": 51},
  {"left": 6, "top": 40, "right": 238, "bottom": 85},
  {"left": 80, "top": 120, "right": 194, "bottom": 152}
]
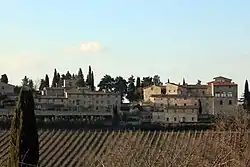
[
  {"left": 142, "top": 76, "right": 238, "bottom": 124},
  {"left": 35, "top": 78, "right": 121, "bottom": 113}
]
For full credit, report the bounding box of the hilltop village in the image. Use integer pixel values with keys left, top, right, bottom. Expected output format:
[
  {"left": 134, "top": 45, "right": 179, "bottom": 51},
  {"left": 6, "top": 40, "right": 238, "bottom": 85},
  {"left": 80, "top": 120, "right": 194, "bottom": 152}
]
[{"left": 0, "top": 67, "right": 240, "bottom": 128}]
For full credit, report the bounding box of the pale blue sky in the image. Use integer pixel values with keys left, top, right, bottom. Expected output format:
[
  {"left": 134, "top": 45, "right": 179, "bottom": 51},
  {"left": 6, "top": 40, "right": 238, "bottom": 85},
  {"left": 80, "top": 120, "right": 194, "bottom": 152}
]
[{"left": 0, "top": 0, "right": 250, "bottom": 96}]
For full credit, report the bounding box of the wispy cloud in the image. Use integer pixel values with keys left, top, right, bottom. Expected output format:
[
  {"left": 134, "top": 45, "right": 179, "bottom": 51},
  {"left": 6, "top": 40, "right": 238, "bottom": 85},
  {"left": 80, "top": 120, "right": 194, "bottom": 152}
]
[{"left": 79, "top": 42, "right": 104, "bottom": 53}]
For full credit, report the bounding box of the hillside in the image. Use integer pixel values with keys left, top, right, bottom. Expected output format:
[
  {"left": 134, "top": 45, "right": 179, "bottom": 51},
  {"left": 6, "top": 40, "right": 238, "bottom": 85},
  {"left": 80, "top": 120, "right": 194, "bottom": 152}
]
[{"left": 0, "top": 130, "right": 249, "bottom": 167}]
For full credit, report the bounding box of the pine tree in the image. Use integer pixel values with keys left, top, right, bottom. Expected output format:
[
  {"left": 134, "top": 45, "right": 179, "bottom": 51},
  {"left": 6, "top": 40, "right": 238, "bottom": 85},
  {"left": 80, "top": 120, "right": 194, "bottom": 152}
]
[
  {"left": 45, "top": 74, "right": 50, "bottom": 87},
  {"left": 9, "top": 88, "right": 39, "bottom": 167}
]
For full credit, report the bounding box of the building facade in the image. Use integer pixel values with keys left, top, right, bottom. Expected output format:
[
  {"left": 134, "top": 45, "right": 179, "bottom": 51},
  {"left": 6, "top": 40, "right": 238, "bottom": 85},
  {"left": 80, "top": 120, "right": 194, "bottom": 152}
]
[{"left": 143, "top": 76, "right": 238, "bottom": 122}]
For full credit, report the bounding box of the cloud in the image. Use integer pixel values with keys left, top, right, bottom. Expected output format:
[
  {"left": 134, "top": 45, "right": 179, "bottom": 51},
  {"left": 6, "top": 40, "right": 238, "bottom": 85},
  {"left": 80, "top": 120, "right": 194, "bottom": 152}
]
[{"left": 79, "top": 42, "right": 104, "bottom": 53}]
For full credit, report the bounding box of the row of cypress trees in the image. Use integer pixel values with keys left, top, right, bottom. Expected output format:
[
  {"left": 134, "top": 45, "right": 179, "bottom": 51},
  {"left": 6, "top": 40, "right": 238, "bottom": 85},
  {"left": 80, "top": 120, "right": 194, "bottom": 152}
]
[{"left": 8, "top": 87, "right": 39, "bottom": 167}]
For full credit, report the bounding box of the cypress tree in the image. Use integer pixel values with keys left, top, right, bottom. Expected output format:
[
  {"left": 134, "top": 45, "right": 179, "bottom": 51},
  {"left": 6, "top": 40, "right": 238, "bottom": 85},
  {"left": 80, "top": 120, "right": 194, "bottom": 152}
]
[
  {"left": 9, "top": 87, "right": 39, "bottom": 167},
  {"left": 45, "top": 74, "right": 50, "bottom": 87},
  {"left": 243, "top": 80, "right": 250, "bottom": 111},
  {"left": 52, "top": 69, "right": 58, "bottom": 87},
  {"left": 91, "top": 71, "right": 95, "bottom": 91},
  {"left": 86, "top": 66, "right": 92, "bottom": 87}
]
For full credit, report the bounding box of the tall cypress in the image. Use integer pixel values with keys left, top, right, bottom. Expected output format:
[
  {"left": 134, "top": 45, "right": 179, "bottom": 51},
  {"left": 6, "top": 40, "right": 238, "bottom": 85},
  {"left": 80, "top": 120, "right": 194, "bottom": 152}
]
[
  {"left": 9, "top": 87, "right": 39, "bottom": 167},
  {"left": 243, "top": 80, "right": 250, "bottom": 111},
  {"left": 86, "top": 66, "right": 92, "bottom": 87},
  {"left": 45, "top": 74, "right": 50, "bottom": 87},
  {"left": 52, "top": 69, "right": 58, "bottom": 87},
  {"left": 91, "top": 71, "right": 95, "bottom": 91}
]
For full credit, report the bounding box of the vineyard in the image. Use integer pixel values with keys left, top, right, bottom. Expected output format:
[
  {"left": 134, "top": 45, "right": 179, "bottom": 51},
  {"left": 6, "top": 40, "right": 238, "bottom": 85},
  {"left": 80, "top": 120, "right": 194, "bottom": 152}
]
[{"left": 0, "top": 130, "right": 250, "bottom": 167}]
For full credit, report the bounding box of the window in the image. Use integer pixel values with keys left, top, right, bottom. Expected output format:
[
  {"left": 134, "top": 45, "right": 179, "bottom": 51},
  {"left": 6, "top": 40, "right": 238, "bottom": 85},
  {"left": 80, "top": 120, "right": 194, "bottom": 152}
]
[
  {"left": 61, "top": 99, "right": 63, "bottom": 102},
  {"left": 192, "top": 117, "right": 194, "bottom": 121},
  {"left": 215, "top": 92, "right": 220, "bottom": 97},
  {"left": 229, "top": 100, "right": 232, "bottom": 105},
  {"left": 151, "top": 87, "right": 153, "bottom": 90},
  {"left": 38, "top": 99, "right": 41, "bottom": 102},
  {"left": 157, "top": 115, "right": 160, "bottom": 119},
  {"left": 160, "top": 103, "right": 163, "bottom": 106},
  {"left": 107, "top": 100, "right": 110, "bottom": 104},
  {"left": 202, "top": 91, "right": 205, "bottom": 95},
  {"left": 175, "top": 103, "right": 177, "bottom": 106},
  {"left": 169, "top": 90, "right": 171, "bottom": 92},
  {"left": 96, "top": 100, "right": 99, "bottom": 104},
  {"left": 195, "top": 103, "right": 197, "bottom": 106},
  {"left": 101, "top": 100, "right": 103, "bottom": 104},
  {"left": 220, "top": 100, "right": 223, "bottom": 105},
  {"left": 52, "top": 99, "right": 55, "bottom": 102},
  {"left": 166, "top": 117, "right": 169, "bottom": 121},
  {"left": 227, "top": 92, "right": 233, "bottom": 97},
  {"left": 184, "top": 103, "right": 186, "bottom": 106},
  {"left": 174, "top": 117, "right": 177, "bottom": 121},
  {"left": 182, "top": 117, "right": 186, "bottom": 122},
  {"left": 96, "top": 106, "right": 98, "bottom": 110},
  {"left": 77, "top": 95, "right": 79, "bottom": 98}
]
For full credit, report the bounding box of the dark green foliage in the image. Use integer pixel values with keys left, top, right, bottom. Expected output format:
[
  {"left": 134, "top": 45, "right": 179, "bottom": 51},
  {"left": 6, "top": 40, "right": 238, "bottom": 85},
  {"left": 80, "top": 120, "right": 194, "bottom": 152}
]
[
  {"left": 86, "top": 66, "right": 95, "bottom": 90},
  {"left": 91, "top": 71, "right": 95, "bottom": 91},
  {"left": 153, "top": 75, "right": 162, "bottom": 85},
  {"left": 127, "top": 75, "right": 137, "bottom": 102},
  {"left": 141, "top": 76, "right": 153, "bottom": 87},
  {"left": 114, "top": 76, "right": 128, "bottom": 102},
  {"left": 136, "top": 77, "right": 141, "bottom": 88},
  {"left": 76, "top": 68, "right": 86, "bottom": 87},
  {"left": 1, "top": 74, "right": 8, "bottom": 84},
  {"left": 183, "top": 78, "right": 186, "bottom": 85},
  {"left": 28, "top": 79, "right": 34, "bottom": 90},
  {"left": 52, "top": 69, "right": 58, "bottom": 87},
  {"left": 39, "top": 79, "right": 45, "bottom": 90},
  {"left": 65, "top": 71, "right": 72, "bottom": 79},
  {"left": 98, "top": 75, "right": 115, "bottom": 92},
  {"left": 9, "top": 88, "right": 39, "bottom": 167},
  {"left": 45, "top": 74, "right": 50, "bottom": 87},
  {"left": 243, "top": 80, "right": 250, "bottom": 111}
]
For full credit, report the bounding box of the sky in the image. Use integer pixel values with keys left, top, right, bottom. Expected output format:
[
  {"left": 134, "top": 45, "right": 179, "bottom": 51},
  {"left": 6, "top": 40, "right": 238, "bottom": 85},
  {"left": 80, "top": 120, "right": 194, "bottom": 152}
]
[{"left": 0, "top": 0, "right": 250, "bottom": 96}]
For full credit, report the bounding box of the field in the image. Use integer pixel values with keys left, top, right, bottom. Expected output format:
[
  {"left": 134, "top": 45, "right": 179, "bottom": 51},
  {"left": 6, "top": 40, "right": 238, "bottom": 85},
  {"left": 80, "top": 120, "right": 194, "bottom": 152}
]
[{"left": 0, "top": 129, "right": 250, "bottom": 167}]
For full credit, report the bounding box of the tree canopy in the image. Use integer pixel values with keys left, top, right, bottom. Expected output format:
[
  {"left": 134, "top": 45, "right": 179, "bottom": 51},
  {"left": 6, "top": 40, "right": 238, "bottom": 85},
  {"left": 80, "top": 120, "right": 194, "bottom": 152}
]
[{"left": 1, "top": 74, "right": 8, "bottom": 84}]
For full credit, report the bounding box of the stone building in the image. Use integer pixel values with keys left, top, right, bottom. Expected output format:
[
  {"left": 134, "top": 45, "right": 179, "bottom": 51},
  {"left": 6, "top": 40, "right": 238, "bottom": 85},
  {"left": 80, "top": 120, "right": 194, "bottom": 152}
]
[
  {"left": 207, "top": 76, "right": 238, "bottom": 116},
  {"left": 143, "top": 76, "right": 238, "bottom": 122}
]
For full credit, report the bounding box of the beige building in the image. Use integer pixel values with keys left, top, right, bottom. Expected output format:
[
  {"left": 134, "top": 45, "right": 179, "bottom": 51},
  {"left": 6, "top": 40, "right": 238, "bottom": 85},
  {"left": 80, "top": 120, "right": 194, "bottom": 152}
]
[
  {"left": 152, "top": 106, "right": 199, "bottom": 123},
  {"left": 36, "top": 79, "right": 121, "bottom": 113},
  {"left": 143, "top": 76, "right": 238, "bottom": 119}
]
